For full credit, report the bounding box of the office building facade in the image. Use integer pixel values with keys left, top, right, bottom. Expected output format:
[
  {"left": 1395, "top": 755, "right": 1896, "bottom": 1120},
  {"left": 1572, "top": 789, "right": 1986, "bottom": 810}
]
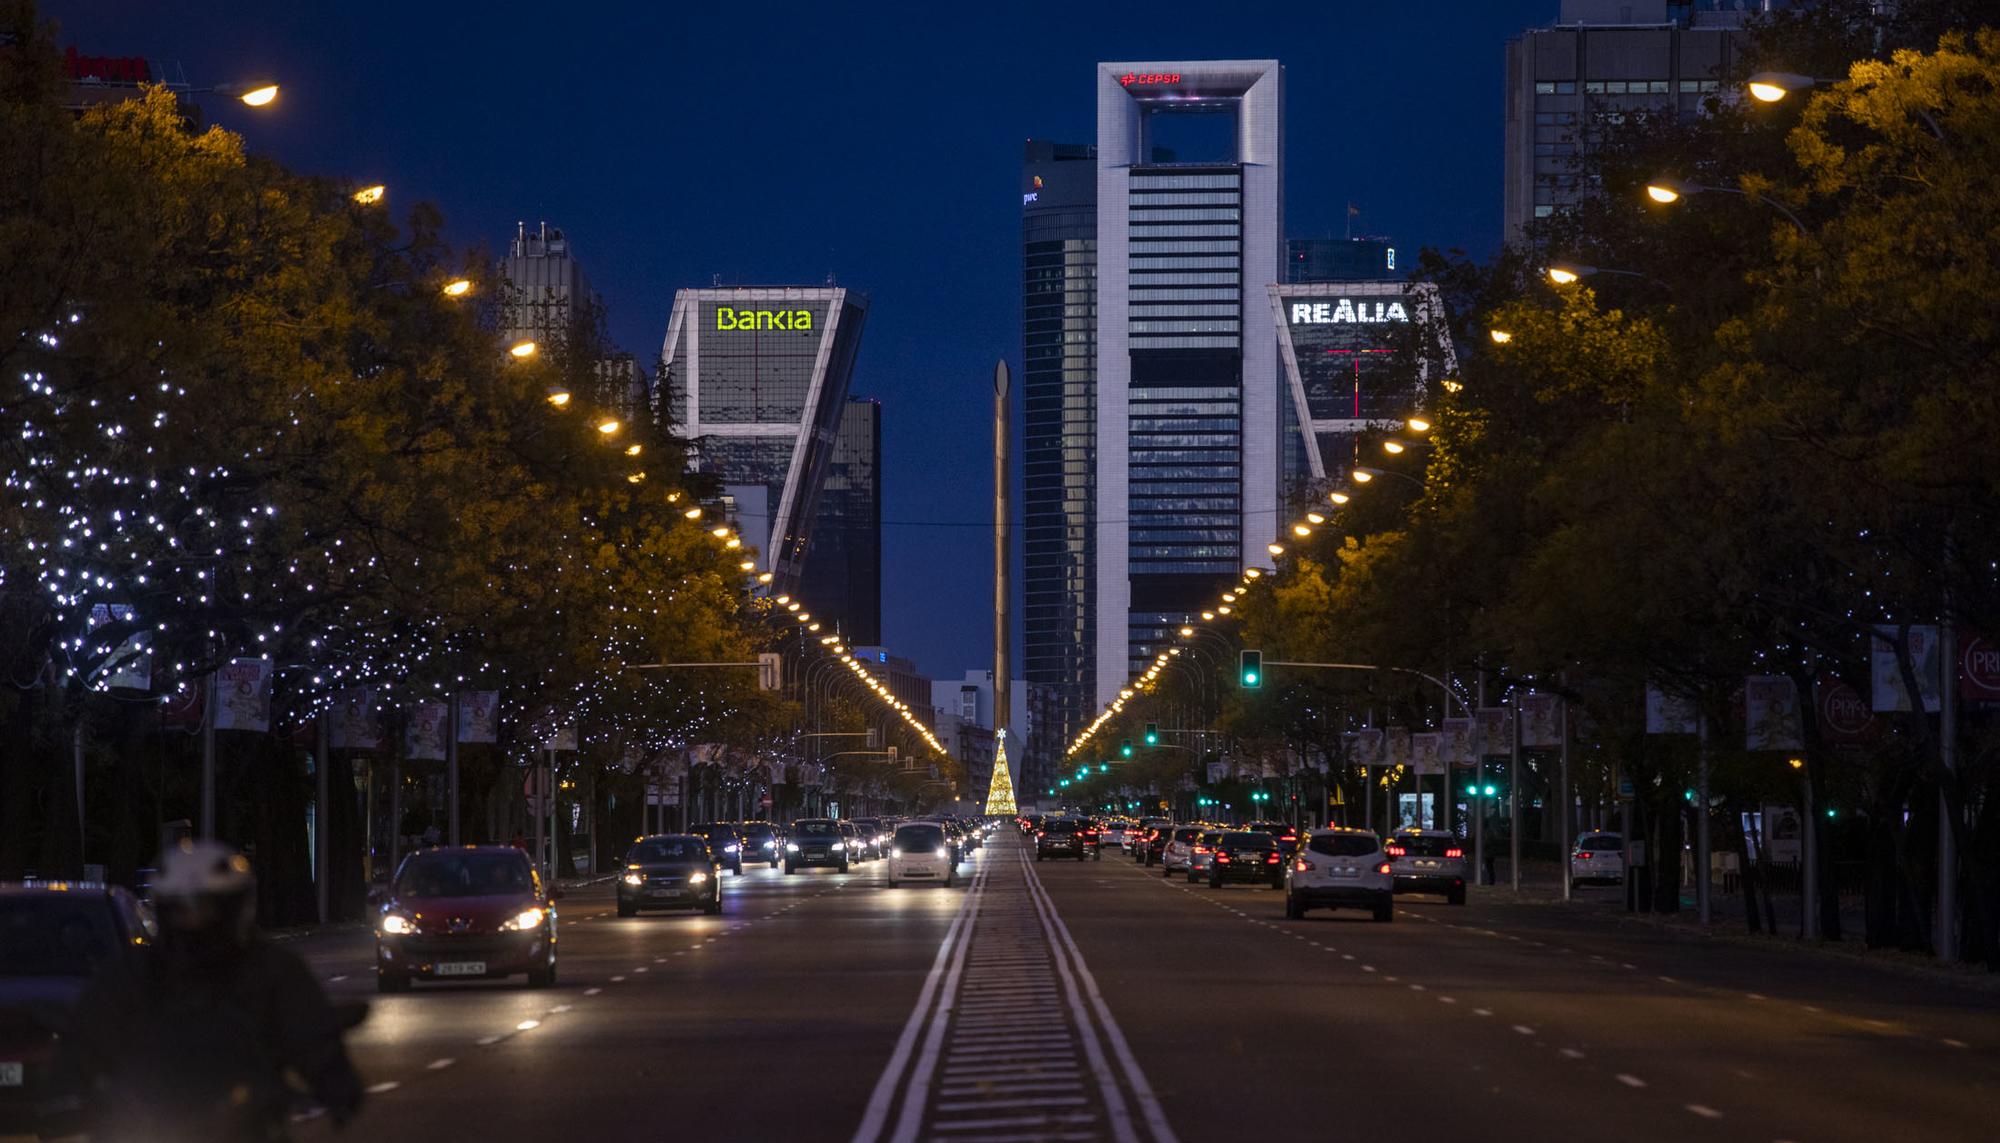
[
  {"left": 659, "top": 287, "right": 868, "bottom": 591},
  {"left": 800, "top": 397, "right": 882, "bottom": 645},
  {"left": 1093, "top": 60, "right": 1285, "bottom": 705},
  {"left": 1286, "top": 238, "right": 1399, "bottom": 283},
  {"left": 1021, "top": 139, "right": 1098, "bottom": 781},
  {"left": 1502, "top": 1, "right": 1792, "bottom": 240},
  {"left": 500, "top": 222, "right": 648, "bottom": 418}
]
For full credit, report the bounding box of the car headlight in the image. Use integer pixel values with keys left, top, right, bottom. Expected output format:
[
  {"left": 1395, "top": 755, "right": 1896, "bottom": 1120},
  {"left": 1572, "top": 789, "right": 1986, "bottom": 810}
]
[
  {"left": 503, "top": 907, "right": 545, "bottom": 932},
  {"left": 787, "top": 843, "right": 800, "bottom": 853},
  {"left": 622, "top": 872, "right": 644, "bottom": 886},
  {"left": 725, "top": 843, "right": 740, "bottom": 854},
  {"left": 936, "top": 847, "right": 950, "bottom": 860},
  {"left": 764, "top": 840, "right": 776, "bottom": 849},
  {"left": 379, "top": 913, "right": 416, "bottom": 935},
  {"left": 832, "top": 842, "right": 846, "bottom": 851},
  {"left": 890, "top": 849, "right": 903, "bottom": 859},
  {"left": 688, "top": 871, "right": 709, "bottom": 885}
]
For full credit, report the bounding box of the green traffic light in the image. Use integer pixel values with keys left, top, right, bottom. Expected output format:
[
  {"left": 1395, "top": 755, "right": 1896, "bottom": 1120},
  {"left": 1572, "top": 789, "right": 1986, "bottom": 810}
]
[
  {"left": 1121, "top": 740, "right": 1133, "bottom": 757},
  {"left": 1484, "top": 785, "right": 1497, "bottom": 797}
]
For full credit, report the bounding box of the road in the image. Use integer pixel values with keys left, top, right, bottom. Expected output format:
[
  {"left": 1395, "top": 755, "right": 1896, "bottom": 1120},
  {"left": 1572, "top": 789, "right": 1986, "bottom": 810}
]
[{"left": 291, "top": 832, "right": 2000, "bottom": 1142}]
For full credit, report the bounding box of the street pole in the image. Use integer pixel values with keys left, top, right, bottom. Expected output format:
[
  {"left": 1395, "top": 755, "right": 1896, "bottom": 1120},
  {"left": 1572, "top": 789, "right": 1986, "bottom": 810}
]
[
  {"left": 200, "top": 669, "right": 217, "bottom": 839},
  {"left": 1509, "top": 692, "right": 1522, "bottom": 893},
  {"left": 1696, "top": 714, "right": 1713, "bottom": 924},
  {"left": 1801, "top": 766, "right": 1819, "bottom": 940},
  {"left": 1938, "top": 614, "right": 1959, "bottom": 960},
  {"left": 447, "top": 694, "right": 461, "bottom": 846},
  {"left": 315, "top": 709, "right": 330, "bottom": 923},
  {"left": 533, "top": 748, "right": 547, "bottom": 880},
  {"left": 1474, "top": 671, "right": 1486, "bottom": 885},
  {"left": 388, "top": 753, "right": 403, "bottom": 879},
  {"left": 1559, "top": 694, "right": 1572, "bottom": 903},
  {"left": 74, "top": 724, "right": 86, "bottom": 871}
]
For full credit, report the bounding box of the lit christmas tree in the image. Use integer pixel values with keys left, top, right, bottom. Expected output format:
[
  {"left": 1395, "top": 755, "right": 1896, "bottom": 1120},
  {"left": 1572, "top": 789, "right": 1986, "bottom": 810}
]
[{"left": 982, "top": 731, "right": 1017, "bottom": 816}]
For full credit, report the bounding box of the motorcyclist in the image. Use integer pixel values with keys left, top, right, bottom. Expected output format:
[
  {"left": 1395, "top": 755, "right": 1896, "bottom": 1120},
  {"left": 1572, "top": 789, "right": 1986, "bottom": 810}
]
[{"left": 57, "top": 839, "right": 364, "bottom": 1141}]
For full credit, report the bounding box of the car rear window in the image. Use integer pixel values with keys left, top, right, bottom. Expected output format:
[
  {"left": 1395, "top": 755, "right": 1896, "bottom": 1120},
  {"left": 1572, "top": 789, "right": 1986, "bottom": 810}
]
[
  {"left": 1390, "top": 835, "right": 1457, "bottom": 857},
  {"left": 896, "top": 825, "right": 944, "bottom": 848},
  {"left": 1579, "top": 834, "right": 1622, "bottom": 850},
  {"left": 1045, "top": 820, "right": 1078, "bottom": 834},
  {"left": 628, "top": 839, "right": 707, "bottom": 863},
  {"left": 397, "top": 851, "right": 532, "bottom": 897},
  {"left": 1198, "top": 832, "right": 1223, "bottom": 845},
  {"left": 0, "top": 897, "right": 119, "bottom": 975},
  {"left": 1307, "top": 833, "right": 1381, "bottom": 858},
  {"left": 1173, "top": 828, "right": 1201, "bottom": 842},
  {"left": 1221, "top": 832, "right": 1274, "bottom": 848}
]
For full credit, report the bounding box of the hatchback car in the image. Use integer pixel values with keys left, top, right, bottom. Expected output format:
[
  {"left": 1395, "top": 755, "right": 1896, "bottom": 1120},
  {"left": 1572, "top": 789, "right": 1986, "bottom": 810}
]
[
  {"left": 1159, "top": 826, "right": 1203, "bottom": 876},
  {"left": 885, "top": 823, "right": 957, "bottom": 888},
  {"left": 0, "top": 882, "right": 154, "bottom": 1134},
  {"left": 374, "top": 847, "right": 558, "bottom": 992},
  {"left": 853, "top": 818, "right": 886, "bottom": 860},
  {"left": 1284, "top": 828, "right": 1393, "bottom": 921},
  {"left": 736, "top": 821, "right": 782, "bottom": 868},
  {"left": 785, "top": 819, "right": 850, "bottom": 873},
  {"left": 1184, "top": 829, "right": 1226, "bottom": 882},
  {"left": 1035, "top": 817, "right": 1088, "bottom": 860},
  {"left": 617, "top": 835, "right": 722, "bottom": 916},
  {"left": 1136, "top": 819, "right": 1174, "bottom": 865},
  {"left": 1209, "top": 831, "right": 1286, "bottom": 889},
  {"left": 1571, "top": 832, "right": 1626, "bottom": 889},
  {"left": 1386, "top": 830, "right": 1467, "bottom": 904}
]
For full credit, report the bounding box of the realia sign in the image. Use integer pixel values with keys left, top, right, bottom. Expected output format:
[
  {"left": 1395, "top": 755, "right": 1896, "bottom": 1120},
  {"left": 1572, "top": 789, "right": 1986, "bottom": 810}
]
[
  {"left": 715, "top": 307, "right": 813, "bottom": 331},
  {"left": 1290, "top": 299, "right": 1409, "bottom": 325}
]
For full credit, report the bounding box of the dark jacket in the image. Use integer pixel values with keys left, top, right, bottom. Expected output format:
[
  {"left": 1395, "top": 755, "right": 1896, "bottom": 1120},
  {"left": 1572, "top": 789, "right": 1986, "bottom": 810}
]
[{"left": 58, "top": 932, "right": 362, "bottom": 1142}]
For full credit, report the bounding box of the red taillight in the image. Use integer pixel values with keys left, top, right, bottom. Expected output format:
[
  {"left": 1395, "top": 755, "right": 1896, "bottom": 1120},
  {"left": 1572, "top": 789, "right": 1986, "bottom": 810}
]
[
  {"left": 1036, "top": 831, "right": 1045, "bottom": 838},
  {"left": 1386, "top": 845, "right": 1406, "bottom": 857},
  {"left": 1376, "top": 862, "right": 1392, "bottom": 875},
  {"left": 1265, "top": 853, "right": 1280, "bottom": 863},
  {"left": 1576, "top": 851, "right": 1593, "bottom": 860},
  {"left": 1445, "top": 848, "right": 1463, "bottom": 859},
  {"left": 1194, "top": 846, "right": 1209, "bottom": 855},
  {"left": 1280, "top": 833, "right": 1297, "bottom": 842},
  {"left": 1217, "top": 854, "right": 1232, "bottom": 863}
]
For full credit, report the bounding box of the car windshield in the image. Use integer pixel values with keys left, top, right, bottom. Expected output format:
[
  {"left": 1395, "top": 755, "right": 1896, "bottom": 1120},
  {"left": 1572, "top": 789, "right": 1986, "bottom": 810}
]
[
  {"left": 793, "top": 822, "right": 841, "bottom": 838},
  {"left": 896, "top": 825, "right": 945, "bottom": 848},
  {"left": 1392, "top": 835, "right": 1458, "bottom": 857},
  {"left": 1045, "top": 820, "right": 1078, "bottom": 834},
  {"left": 1307, "top": 833, "right": 1381, "bottom": 858},
  {"left": 397, "top": 852, "right": 533, "bottom": 897},
  {"left": 738, "top": 824, "right": 775, "bottom": 840},
  {"left": 1579, "top": 835, "right": 1622, "bottom": 850},
  {"left": 1222, "top": 832, "right": 1275, "bottom": 848},
  {"left": 629, "top": 839, "right": 707, "bottom": 863},
  {"left": 0, "top": 897, "right": 119, "bottom": 976}
]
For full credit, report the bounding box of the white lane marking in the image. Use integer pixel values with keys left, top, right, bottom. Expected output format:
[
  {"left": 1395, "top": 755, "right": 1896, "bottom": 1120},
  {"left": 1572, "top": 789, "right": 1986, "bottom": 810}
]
[
  {"left": 1512, "top": 1025, "right": 1536, "bottom": 1036},
  {"left": 1558, "top": 1048, "right": 1585, "bottom": 1059},
  {"left": 515, "top": 1019, "right": 540, "bottom": 1031},
  {"left": 633, "top": 967, "right": 649, "bottom": 973},
  {"left": 327, "top": 974, "right": 348, "bottom": 982},
  {"left": 1657, "top": 975, "right": 1678, "bottom": 984},
  {"left": 547, "top": 1004, "right": 572, "bottom": 1014},
  {"left": 1409, "top": 984, "right": 1426, "bottom": 991},
  {"left": 1473, "top": 1008, "right": 1493, "bottom": 1017},
  {"left": 1943, "top": 1038, "right": 1969, "bottom": 1049},
  {"left": 1616, "top": 1074, "right": 1647, "bottom": 1088},
  {"left": 475, "top": 1035, "right": 501, "bottom": 1046},
  {"left": 610, "top": 975, "right": 626, "bottom": 982},
  {"left": 1361, "top": 965, "right": 1378, "bottom": 973},
  {"left": 427, "top": 1057, "right": 455, "bottom": 1070},
  {"left": 1438, "top": 997, "right": 1457, "bottom": 1005},
  {"left": 584, "top": 987, "right": 602, "bottom": 996},
  {"left": 1685, "top": 1104, "right": 1723, "bottom": 1119},
  {"left": 366, "top": 1080, "right": 400, "bottom": 1094}
]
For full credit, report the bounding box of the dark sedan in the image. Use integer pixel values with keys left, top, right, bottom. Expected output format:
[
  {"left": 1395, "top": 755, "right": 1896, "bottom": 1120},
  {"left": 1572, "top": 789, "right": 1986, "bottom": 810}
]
[
  {"left": 618, "top": 835, "right": 722, "bottom": 916},
  {"left": 690, "top": 824, "right": 745, "bottom": 875},
  {"left": 0, "top": 882, "right": 154, "bottom": 1135},
  {"left": 373, "top": 847, "right": 558, "bottom": 993},
  {"left": 735, "top": 822, "right": 782, "bottom": 868},
  {"left": 1209, "top": 831, "right": 1286, "bottom": 889},
  {"left": 785, "top": 819, "right": 850, "bottom": 873}
]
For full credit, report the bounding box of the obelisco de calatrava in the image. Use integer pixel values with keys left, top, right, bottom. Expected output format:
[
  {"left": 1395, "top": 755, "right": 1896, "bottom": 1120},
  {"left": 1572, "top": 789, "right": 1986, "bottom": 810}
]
[{"left": 983, "top": 360, "right": 1017, "bottom": 816}]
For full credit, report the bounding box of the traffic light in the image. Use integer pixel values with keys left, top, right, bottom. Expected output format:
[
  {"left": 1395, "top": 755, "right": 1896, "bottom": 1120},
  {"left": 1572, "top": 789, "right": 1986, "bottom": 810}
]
[
  {"left": 1121, "top": 739, "right": 1133, "bottom": 758},
  {"left": 1077, "top": 765, "right": 1089, "bottom": 780},
  {"left": 1240, "top": 649, "right": 1263, "bottom": 688},
  {"left": 1145, "top": 723, "right": 1159, "bottom": 745},
  {"left": 1483, "top": 784, "right": 1497, "bottom": 797}
]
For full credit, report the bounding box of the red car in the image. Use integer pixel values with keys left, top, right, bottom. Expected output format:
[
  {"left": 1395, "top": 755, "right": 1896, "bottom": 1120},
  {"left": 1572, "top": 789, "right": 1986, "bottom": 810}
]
[{"left": 373, "top": 847, "right": 558, "bottom": 993}]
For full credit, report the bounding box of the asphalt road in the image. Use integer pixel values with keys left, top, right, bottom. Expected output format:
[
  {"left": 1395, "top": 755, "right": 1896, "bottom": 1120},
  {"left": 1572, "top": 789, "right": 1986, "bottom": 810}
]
[{"left": 288, "top": 833, "right": 2000, "bottom": 1142}]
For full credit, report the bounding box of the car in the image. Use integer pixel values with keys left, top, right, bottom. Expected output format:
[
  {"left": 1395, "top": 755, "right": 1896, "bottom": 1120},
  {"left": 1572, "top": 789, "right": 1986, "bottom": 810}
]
[
  {"left": 0, "top": 881, "right": 155, "bottom": 1135},
  {"left": 617, "top": 835, "right": 722, "bottom": 916},
  {"left": 837, "top": 821, "right": 867, "bottom": 863},
  {"left": 1018, "top": 814, "right": 1044, "bottom": 837},
  {"left": 885, "top": 822, "right": 957, "bottom": 888},
  {"left": 736, "top": 821, "right": 782, "bottom": 868},
  {"left": 1385, "top": 830, "right": 1467, "bottom": 904},
  {"left": 932, "top": 818, "right": 970, "bottom": 865},
  {"left": 1135, "top": 818, "right": 1174, "bottom": 865},
  {"left": 1159, "top": 826, "right": 1203, "bottom": 876},
  {"left": 374, "top": 846, "right": 559, "bottom": 992},
  {"left": 690, "top": 823, "right": 745, "bottom": 875},
  {"left": 1209, "top": 831, "right": 1286, "bottom": 889},
  {"left": 1099, "top": 820, "right": 1131, "bottom": 850},
  {"left": 1077, "top": 818, "right": 1104, "bottom": 860},
  {"left": 853, "top": 817, "right": 887, "bottom": 860},
  {"left": 1571, "top": 832, "right": 1626, "bottom": 889},
  {"left": 1035, "top": 817, "right": 1089, "bottom": 860},
  {"left": 1185, "top": 829, "right": 1226, "bottom": 883},
  {"left": 785, "top": 819, "right": 850, "bottom": 873},
  {"left": 1283, "top": 828, "right": 1394, "bottom": 921},
  {"left": 1246, "top": 819, "right": 1303, "bottom": 858}
]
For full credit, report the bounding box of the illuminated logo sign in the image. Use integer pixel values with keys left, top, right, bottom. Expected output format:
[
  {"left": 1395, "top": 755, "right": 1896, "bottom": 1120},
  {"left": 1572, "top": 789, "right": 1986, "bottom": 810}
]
[
  {"left": 1119, "top": 72, "right": 1182, "bottom": 87},
  {"left": 715, "top": 307, "right": 814, "bottom": 331},
  {"left": 1022, "top": 192, "right": 1039, "bottom": 205},
  {"left": 63, "top": 47, "right": 149, "bottom": 83},
  {"left": 1290, "top": 299, "right": 1409, "bottom": 325}
]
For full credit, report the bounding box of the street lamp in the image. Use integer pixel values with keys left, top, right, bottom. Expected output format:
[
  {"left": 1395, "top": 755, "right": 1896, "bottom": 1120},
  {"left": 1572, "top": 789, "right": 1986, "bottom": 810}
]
[
  {"left": 441, "top": 278, "right": 473, "bottom": 298},
  {"left": 1328, "top": 490, "right": 1351, "bottom": 505},
  {"left": 1405, "top": 417, "right": 1431, "bottom": 433},
  {"left": 351, "top": 184, "right": 386, "bottom": 206},
  {"left": 1745, "top": 71, "right": 1830, "bottom": 103},
  {"left": 596, "top": 418, "right": 621, "bottom": 436},
  {"left": 1547, "top": 262, "right": 1655, "bottom": 286},
  {"left": 1645, "top": 175, "right": 1807, "bottom": 232},
  {"left": 1354, "top": 466, "right": 1424, "bottom": 491},
  {"left": 237, "top": 83, "right": 280, "bottom": 107},
  {"left": 1488, "top": 329, "right": 1513, "bottom": 344},
  {"left": 509, "top": 340, "right": 538, "bottom": 359}
]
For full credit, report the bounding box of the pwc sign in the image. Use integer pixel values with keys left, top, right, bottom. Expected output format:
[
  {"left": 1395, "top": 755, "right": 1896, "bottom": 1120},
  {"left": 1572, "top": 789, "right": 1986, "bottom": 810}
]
[{"left": 1961, "top": 636, "right": 2000, "bottom": 705}]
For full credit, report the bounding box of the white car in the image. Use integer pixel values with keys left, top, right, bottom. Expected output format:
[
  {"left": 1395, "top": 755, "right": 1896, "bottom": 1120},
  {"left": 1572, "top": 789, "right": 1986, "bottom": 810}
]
[
  {"left": 1284, "top": 828, "right": 1394, "bottom": 922},
  {"left": 886, "top": 822, "right": 957, "bottom": 888},
  {"left": 1159, "top": 826, "right": 1204, "bottom": 877},
  {"left": 1099, "top": 821, "right": 1132, "bottom": 849},
  {"left": 1570, "top": 832, "right": 1625, "bottom": 889}
]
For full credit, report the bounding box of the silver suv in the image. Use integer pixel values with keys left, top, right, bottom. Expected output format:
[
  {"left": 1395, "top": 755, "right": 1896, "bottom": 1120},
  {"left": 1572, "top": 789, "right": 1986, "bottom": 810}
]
[
  {"left": 1160, "top": 826, "right": 1204, "bottom": 877},
  {"left": 1184, "top": 829, "right": 1225, "bottom": 883},
  {"left": 1284, "top": 828, "right": 1393, "bottom": 921},
  {"left": 1386, "top": 829, "right": 1468, "bottom": 905}
]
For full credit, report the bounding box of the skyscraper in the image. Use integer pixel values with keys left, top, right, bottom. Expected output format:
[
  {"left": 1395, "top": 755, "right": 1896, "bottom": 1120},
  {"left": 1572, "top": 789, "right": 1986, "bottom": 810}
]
[
  {"left": 1021, "top": 139, "right": 1097, "bottom": 789},
  {"left": 800, "top": 396, "right": 881, "bottom": 645},
  {"left": 499, "top": 222, "right": 647, "bottom": 418},
  {"left": 658, "top": 287, "right": 868, "bottom": 591},
  {"left": 1093, "top": 60, "right": 1285, "bottom": 706}
]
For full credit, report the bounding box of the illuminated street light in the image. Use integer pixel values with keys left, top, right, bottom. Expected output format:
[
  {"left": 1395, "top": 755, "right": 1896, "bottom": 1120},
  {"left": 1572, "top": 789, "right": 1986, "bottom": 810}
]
[
  {"left": 1383, "top": 440, "right": 1407, "bottom": 454},
  {"left": 1292, "top": 524, "right": 1311, "bottom": 537},
  {"left": 509, "top": 340, "right": 538, "bottom": 359},
  {"left": 1645, "top": 178, "right": 1689, "bottom": 204},
  {"left": 1328, "top": 491, "right": 1350, "bottom": 505},
  {"left": 1488, "top": 329, "right": 1513, "bottom": 344},
  {"left": 1745, "top": 71, "right": 1823, "bottom": 102},
  {"left": 1406, "top": 417, "right": 1431, "bottom": 433},
  {"left": 351, "top": 184, "right": 386, "bottom": 206},
  {"left": 1306, "top": 512, "right": 1325, "bottom": 525},
  {"left": 1352, "top": 469, "right": 1374, "bottom": 483},
  {"left": 624, "top": 443, "right": 642, "bottom": 457},
  {"left": 1266, "top": 543, "right": 1285, "bottom": 557},
  {"left": 596, "top": 418, "right": 621, "bottom": 435},
  {"left": 441, "top": 278, "right": 474, "bottom": 298},
  {"left": 1179, "top": 626, "right": 1194, "bottom": 636},
  {"left": 238, "top": 83, "right": 280, "bottom": 107}
]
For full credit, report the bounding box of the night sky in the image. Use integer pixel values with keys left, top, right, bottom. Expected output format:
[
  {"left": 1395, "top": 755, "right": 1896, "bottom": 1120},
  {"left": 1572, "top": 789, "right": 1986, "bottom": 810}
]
[{"left": 49, "top": 0, "right": 1551, "bottom": 680}]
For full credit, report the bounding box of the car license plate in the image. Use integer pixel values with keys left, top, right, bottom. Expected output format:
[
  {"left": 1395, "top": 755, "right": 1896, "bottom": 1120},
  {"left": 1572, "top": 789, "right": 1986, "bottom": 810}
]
[
  {"left": 434, "top": 961, "right": 485, "bottom": 977},
  {"left": 0, "top": 1062, "right": 22, "bottom": 1087},
  {"left": 647, "top": 888, "right": 680, "bottom": 897},
  {"left": 1418, "top": 860, "right": 1438, "bottom": 868},
  {"left": 1333, "top": 867, "right": 1360, "bottom": 879}
]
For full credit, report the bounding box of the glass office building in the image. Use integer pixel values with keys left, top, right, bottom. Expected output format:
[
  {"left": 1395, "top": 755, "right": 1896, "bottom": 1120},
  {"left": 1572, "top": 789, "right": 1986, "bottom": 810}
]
[
  {"left": 659, "top": 287, "right": 868, "bottom": 591},
  {"left": 800, "top": 396, "right": 881, "bottom": 645},
  {"left": 1021, "top": 140, "right": 1098, "bottom": 778},
  {"left": 1094, "top": 60, "right": 1284, "bottom": 701}
]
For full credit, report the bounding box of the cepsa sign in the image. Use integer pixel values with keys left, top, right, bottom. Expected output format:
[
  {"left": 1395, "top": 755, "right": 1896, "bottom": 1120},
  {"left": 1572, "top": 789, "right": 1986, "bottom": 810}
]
[
  {"left": 63, "top": 47, "right": 149, "bottom": 83},
  {"left": 715, "top": 307, "right": 814, "bottom": 331},
  {"left": 1120, "top": 72, "right": 1181, "bottom": 87}
]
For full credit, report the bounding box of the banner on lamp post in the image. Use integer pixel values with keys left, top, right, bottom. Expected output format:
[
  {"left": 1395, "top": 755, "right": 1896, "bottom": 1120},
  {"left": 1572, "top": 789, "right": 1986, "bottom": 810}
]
[
  {"left": 1871, "top": 624, "right": 1941, "bottom": 713},
  {"left": 213, "top": 659, "right": 272, "bottom": 733},
  {"left": 328, "top": 689, "right": 382, "bottom": 750},
  {"left": 405, "top": 701, "right": 449, "bottom": 761},
  {"left": 456, "top": 691, "right": 500, "bottom": 744},
  {"left": 1645, "top": 685, "right": 1698, "bottom": 734},
  {"left": 1349, "top": 728, "right": 1384, "bottom": 768},
  {"left": 1384, "top": 728, "right": 1411, "bottom": 768},
  {"left": 1518, "top": 693, "right": 1562, "bottom": 748},
  {"left": 1744, "top": 675, "right": 1804, "bottom": 751},
  {"left": 1410, "top": 733, "right": 1442, "bottom": 774},
  {"left": 1471, "top": 709, "right": 1511, "bottom": 758}
]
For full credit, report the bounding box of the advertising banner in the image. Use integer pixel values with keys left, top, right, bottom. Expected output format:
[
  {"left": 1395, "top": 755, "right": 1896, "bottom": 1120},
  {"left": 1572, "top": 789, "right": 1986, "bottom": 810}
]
[
  {"left": 212, "top": 659, "right": 272, "bottom": 733},
  {"left": 1384, "top": 728, "right": 1412, "bottom": 768},
  {"left": 1350, "top": 728, "right": 1383, "bottom": 768},
  {"left": 1410, "top": 732, "right": 1443, "bottom": 775},
  {"left": 1471, "top": 709, "right": 1511, "bottom": 758},
  {"left": 1518, "top": 693, "right": 1563, "bottom": 748},
  {"left": 1645, "top": 685, "right": 1698, "bottom": 735},
  {"left": 1871, "top": 624, "right": 1941, "bottom": 713},
  {"left": 1206, "top": 761, "right": 1229, "bottom": 784},
  {"left": 161, "top": 680, "right": 205, "bottom": 730},
  {"left": 1744, "top": 675, "right": 1804, "bottom": 752},
  {"left": 1813, "top": 675, "right": 1875, "bottom": 744},
  {"left": 328, "top": 689, "right": 382, "bottom": 750},
  {"left": 404, "top": 701, "right": 449, "bottom": 761},
  {"left": 1958, "top": 635, "right": 2000, "bottom": 706},
  {"left": 456, "top": 691, "right": 500, "bottom": 744},
  {"left": 1763, "top": 803, "right": 1804, "bottom": 864},
  {"left": 1439, "top": 718, "right": 1473, "bottom": 764}
]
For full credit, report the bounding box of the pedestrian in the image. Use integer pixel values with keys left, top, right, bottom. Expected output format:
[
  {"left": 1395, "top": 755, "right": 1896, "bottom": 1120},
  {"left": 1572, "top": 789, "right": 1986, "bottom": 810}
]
[{"left": 57, "top": 840, "right": 364, "bottom": 1142}]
